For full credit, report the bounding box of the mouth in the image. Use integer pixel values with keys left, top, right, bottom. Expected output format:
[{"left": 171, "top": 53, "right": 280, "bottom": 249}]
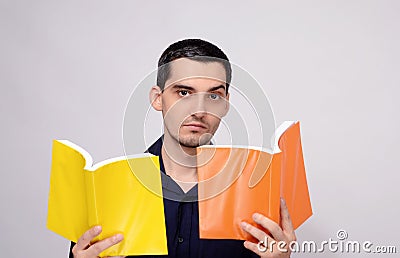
[{"left": 183, "top": 123, "right": 207, "bottom": 130}]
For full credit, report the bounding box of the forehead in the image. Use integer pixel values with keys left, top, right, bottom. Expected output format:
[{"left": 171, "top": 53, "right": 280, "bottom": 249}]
[{"left": 165, "top": 58, "right": 227, "bottom": 89}]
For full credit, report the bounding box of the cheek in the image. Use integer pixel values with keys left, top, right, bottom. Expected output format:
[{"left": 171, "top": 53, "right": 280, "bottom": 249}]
[
  {"left": 208, "top": 116, "right": 222, "bottom": 130},
  {"left": 163, "top": 102, "right": 190, "bottom": 127}
]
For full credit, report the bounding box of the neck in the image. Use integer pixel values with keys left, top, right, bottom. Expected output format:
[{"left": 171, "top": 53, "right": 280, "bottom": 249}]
[{"left": 161, "top": 132, "right": 209, "bottom": 192}]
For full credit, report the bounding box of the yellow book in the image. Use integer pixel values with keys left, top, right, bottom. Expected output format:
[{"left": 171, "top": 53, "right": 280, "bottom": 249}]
[{"left": 46, "top": 140, "right": 168, "bottom": 257}]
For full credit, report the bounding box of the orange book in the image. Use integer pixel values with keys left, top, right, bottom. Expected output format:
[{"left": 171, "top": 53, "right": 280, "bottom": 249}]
[{"left": 197, "top": 121, "right": 312, "bottom": 240}]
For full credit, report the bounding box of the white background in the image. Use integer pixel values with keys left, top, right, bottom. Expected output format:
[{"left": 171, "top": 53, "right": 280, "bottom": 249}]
[{"left": 1, "top": 1, "right": 399, "bottom": 257}]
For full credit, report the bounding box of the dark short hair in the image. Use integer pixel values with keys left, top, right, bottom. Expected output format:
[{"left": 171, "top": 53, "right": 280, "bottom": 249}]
[{"left": 157, "top": 39, "right": 232, "bottom": 93}]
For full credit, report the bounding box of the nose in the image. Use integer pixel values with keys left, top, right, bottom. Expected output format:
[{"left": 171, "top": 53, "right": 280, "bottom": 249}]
[{"left": 192, "top": 93, "right": 207, "bottom": 117}]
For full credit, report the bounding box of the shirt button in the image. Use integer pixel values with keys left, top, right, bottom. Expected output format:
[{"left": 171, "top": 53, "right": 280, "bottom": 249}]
[{"left": 178, "top": 237, "right": 184, "bottom": 243}]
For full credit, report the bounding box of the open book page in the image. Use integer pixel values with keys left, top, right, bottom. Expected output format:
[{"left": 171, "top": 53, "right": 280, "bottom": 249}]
[
  {"left": 88, "top": 155, "right": 167, "bottom": 256},
  {"left": 47, "top": 140, "right": 89, "bottom": 242},
  {"left": 197, "top": 121, "right": 312, "bottom": 240}
]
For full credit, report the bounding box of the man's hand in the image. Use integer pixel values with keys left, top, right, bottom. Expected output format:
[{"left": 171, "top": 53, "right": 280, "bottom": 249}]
[
  {"left": 72, "top": 225, "right": 125, "bottom": 258},
  {"left": 240, "top": 198, "right": 296, "bottom": 257}
]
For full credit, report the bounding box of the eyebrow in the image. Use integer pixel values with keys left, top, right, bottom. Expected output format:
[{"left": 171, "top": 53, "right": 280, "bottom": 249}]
[{"left": 171, "top": 84, "right": 226, "bottom": 92}]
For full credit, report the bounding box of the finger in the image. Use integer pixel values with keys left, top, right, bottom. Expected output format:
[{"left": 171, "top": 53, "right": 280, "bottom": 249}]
[
  {"left": 252, "top": 213, "right": 285, "bottom": 241},
  {"left": 240, "top": 222, "right": 269, "bottom": 242},
  {"left": 243, "top": 240, "right": 272, "bottom": 257},
  {"left": 75, "top": 225, "right": 102, "bottom": 250},
  {"left": 280, "top": 198, "right": 296, "bottom": 240},
  {"left": 86, "top": 233, "right": 124, "bottom": 257}
]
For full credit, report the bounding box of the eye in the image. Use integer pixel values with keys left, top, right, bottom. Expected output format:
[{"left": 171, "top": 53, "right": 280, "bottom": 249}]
[
  {"left": 209, "top": 93, "right": 221, "bottom": 100},
  {"left": 178, "top": 90, "right": 189, "bottom": 97}
]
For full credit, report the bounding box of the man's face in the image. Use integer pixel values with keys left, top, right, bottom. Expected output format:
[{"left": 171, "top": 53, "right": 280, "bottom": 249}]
[{"left": 155, "top": 58, "right": 230, "bottom": 148}]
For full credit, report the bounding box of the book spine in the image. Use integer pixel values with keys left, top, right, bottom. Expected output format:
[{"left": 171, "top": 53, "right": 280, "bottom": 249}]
[
  {"left": 84, "top": 171, "right": 99, "bottom": 236},
  {"left": 269, "top": 152, "right": 282, "bottom": 224}
]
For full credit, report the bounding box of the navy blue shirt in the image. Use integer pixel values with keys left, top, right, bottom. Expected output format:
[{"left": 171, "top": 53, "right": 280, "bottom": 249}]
[{"left": 69, "top": 135, "right": 258, "bottom": 258}]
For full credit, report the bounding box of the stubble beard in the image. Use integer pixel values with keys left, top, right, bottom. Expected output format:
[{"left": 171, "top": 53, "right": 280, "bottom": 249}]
[{"left": 178, "top": 131, "right": 212, "bottom": 148}]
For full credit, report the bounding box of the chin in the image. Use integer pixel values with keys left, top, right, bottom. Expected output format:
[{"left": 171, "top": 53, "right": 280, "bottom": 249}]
[{"left": 179, "top": 133, "right": 212, "bottom": 147}]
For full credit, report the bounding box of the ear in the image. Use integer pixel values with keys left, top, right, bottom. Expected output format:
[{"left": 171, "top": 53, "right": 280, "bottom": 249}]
[
  {"left": 222, "top": 92, "right": 230, "bottom": 117},
  {"left": 149, "top": 86, "right": 163, "bottom": 111}
]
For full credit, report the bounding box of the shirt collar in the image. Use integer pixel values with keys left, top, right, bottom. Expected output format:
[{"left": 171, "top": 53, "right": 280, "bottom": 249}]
[{"left": 145, "top": 134, "right": 214, "bottom": 202}]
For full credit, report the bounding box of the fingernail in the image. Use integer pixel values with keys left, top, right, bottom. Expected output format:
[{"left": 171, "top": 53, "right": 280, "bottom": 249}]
[
  {"left": 280, "top": 197, "right": 285, "bottom": 204},
  {"left": 114, "top": 234, "right": 124, "bottom": 242},
  {"left": 252, "top": 213, "right": 260, "bottom": 220},
  {"left": 240, "top": 221, "right": 247, "bottom": 228},
  {"left": 94, "top": 225, "right": 102, "bottom": 233}
]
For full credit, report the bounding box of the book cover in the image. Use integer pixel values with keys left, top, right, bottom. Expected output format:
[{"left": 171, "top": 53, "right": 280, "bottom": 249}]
[
  {"left": 197, "top": 121, "right": 312, "bottom": 240},
  {"left": 46, "top": 140, "right": 168, "bottom": 257}
]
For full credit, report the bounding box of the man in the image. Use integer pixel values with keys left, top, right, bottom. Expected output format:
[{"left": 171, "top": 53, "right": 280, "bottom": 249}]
[{"left": 70, "top": 39, "right": 296, "bottom": 258}]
